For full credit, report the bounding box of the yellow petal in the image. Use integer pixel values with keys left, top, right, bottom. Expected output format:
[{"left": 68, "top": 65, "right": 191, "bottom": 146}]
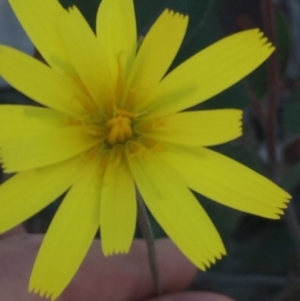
[
  {"left": 1, "top": 126, "right": 100, "bottom": 172},
  {"left": 125, "top": 10, "right": 188, "bottom": 109},
  {"left": 0, "top": 105, "right": 65, "bottom": 143},
  {"left": 8, "top": 0, "right": 73, "bottom": 72},
  {"left": 59, "top": 7, "right": 114, "bottom": 106},
  {"left": 30, "top": 155, "right": 101, "bottom": 300},
  {"left": 145, "top": 29, "right": 274, "bottom": 118},
  {"left": 126, "top": 143, "right": 225, "bottom": 269},
  {"left": 0, "top": 155, "right": 81, "bottom": 233},
  {"left": 101, "top": 147, "right": 136, "bottom": 255},
  {"left": 137, "top": 109, "right": 242, "bottom": 146},
  {"left": 96, "top": 0, "right": 136, "bottom": 85},
  {"left": 159, "top": 144, "right": 291, "bottom": 218},
  {"left": 0, "top": 46, "right": 87, "bottom": 116}
]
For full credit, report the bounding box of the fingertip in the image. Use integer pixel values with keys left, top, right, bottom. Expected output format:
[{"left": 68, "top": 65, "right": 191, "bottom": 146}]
[
  {"left": 0, "top": 224, "right": 26, "bottom": 239},
  {"left": 108, "top": 238, "right": 198, "bottom": 299},
  {"left": 148, "top": 291, "right": 236, "bottom": 301},
  {"left": 155, "top": 238, "right": 198, "bottom": 293},
  {"left": 62, "top": 238, "right": 198, "bottom": 301}
]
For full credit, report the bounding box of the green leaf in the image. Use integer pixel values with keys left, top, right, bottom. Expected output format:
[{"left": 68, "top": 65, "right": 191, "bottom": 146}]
[
  {"left": 199, "top": 82, "right": 250, "bottom": 110},
  {"left": 275, "top": 8, "right": 291, "bottom": 76},
  {"left": 282, "top": 161, "right": 300, "bottom": 190},
  {"left": 283, "top": 90, "right": 300, "bottom": 134}
]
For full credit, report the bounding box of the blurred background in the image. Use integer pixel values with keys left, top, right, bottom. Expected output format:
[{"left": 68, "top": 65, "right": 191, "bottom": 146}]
[{"left": 1, "top": 0, "right": 300, "bottom": 300}]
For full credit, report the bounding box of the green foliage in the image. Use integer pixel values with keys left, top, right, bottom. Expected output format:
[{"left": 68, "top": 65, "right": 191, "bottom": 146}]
[
  {"left": 275, "top": 8, "right": 290, "bottom": 75},
  {"left": 282, "top": 161, "right": 300, "bottom": 191},
  {"left": 283, "top": 89, "right": 300, "bottom": 134}
]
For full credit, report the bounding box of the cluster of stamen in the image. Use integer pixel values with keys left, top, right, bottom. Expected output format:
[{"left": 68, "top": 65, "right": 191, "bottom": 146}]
[{"left": 105, "top": 115, "right": 133, "bottom": 145}]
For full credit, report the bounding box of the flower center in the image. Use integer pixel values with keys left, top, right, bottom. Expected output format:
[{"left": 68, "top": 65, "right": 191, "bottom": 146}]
[{"left": 105, "top": 115, "right": 133, "bottom": 145}]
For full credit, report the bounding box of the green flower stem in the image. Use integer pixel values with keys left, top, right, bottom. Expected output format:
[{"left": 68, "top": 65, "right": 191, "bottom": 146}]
[{"left": 136, "top": 190, "right": 162, "bottom": 296}]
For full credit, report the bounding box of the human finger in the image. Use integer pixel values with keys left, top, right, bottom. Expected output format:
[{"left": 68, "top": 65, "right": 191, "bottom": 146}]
[
  {"left": 62, "top": 238, "right": 197, "bottom": 301},
  {"left": 0, "top": 224, "right": 26, "bottom": 239},
  {"left": 146, "top": 291, "right": 236, "bottom": 301},
  {"left": 0, "top": 234, "right": 197, "bottom": 301}
]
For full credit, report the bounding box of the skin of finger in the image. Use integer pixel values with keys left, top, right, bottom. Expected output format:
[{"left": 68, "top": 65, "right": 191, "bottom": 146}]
[
  {"left": 0, "top": 224, "right": 26, "bottom": 239},
  {"left": 62, "top": 238, "right": 197, "bottom": 301},
  {"left": 146, "top": 291, "right": 236, "bottom": 301},
  {"left": 0, "top": 234, "right": 46, "bottom": 301},
  {"left": 0, "top": 235, "right": 197, "bottom": 301}
]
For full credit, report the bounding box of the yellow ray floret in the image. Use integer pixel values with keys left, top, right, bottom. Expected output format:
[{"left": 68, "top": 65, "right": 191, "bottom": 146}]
[
  {"left": 125, "top": 9, "right": 188, "bottom": 105},
  {"left": 8, "top": 0, "right": 71, "bottom": 72},
  {"left": 100, "top": 147, "right": 137, "bottom": 256},
  {"left": 96, "top": 0, "right": 136, "bottom": 80},
  {"left": 126, "top": 142, "right": 226, "bottom": 270},
  {"left": 0, "top": 156, "right": 81, "bottom": 234},
  {"left": 159, "top": 144, "right": 290, "bottom": 218},
  {"left": 138, "top": 109, "right": 242, "bottom": 146},
  {"left": 30, "top": 155, "right": 101, "bottom": 300},
  {"left": 0, "top": 46, "right": 86, "bottom": 116},
  {"left": 141, "top": 29, "right": 274, "bottom": 117}
]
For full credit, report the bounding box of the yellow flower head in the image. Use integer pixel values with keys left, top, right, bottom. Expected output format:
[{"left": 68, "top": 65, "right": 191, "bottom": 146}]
[{"left": 0, "top": 0, "right": 291, "bottom": 299}]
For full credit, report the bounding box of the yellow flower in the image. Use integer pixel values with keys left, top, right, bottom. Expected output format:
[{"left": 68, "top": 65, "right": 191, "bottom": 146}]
[{"left": 0, "top": 0, "right": 290, "bottom": 299}]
